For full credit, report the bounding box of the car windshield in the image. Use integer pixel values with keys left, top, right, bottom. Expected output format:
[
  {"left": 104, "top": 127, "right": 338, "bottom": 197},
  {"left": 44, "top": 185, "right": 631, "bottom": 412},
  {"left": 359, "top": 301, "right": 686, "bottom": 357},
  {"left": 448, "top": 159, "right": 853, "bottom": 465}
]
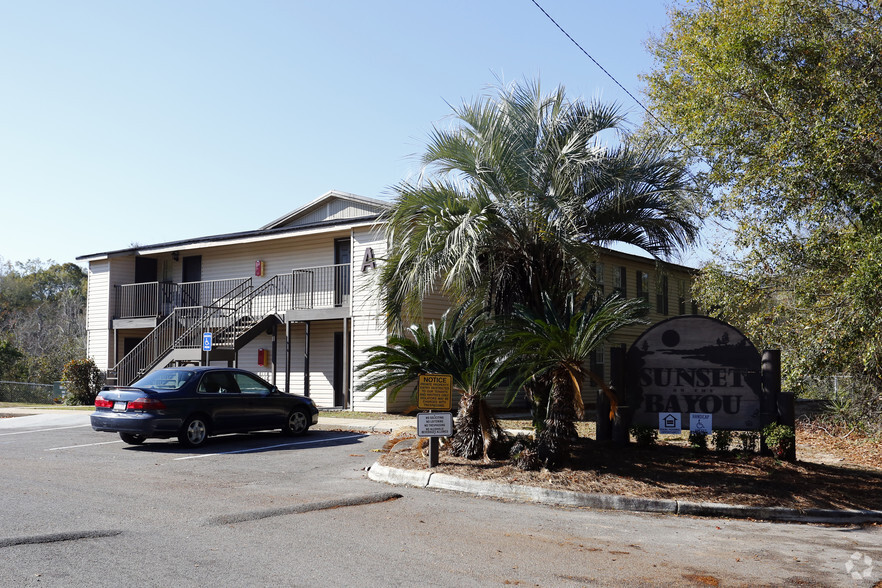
[{"left": 131, "top": 370, "right": 198, "bottom": 391}]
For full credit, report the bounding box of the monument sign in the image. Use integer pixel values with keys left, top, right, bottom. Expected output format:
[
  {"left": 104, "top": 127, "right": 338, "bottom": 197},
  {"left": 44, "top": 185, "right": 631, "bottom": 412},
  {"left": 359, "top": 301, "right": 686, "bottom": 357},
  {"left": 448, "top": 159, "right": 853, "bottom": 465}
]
[{"left": 627, "top": 316, "right": 763, "bottom": 431}]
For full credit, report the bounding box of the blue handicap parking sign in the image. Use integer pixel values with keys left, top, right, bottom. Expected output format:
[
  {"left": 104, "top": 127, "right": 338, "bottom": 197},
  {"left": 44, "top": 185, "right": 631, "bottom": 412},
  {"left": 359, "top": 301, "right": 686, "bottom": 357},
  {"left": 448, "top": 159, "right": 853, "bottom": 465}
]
[{"left": 202, "top": 332, "right": 212, "bottom": 351}]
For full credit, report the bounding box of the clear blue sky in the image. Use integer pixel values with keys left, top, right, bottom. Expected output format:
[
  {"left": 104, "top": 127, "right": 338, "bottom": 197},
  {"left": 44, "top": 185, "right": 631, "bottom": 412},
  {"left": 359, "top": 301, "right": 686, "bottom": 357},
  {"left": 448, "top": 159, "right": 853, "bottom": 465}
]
[{"left": 1, "top": 0, "right": 688, "bottom": 267}]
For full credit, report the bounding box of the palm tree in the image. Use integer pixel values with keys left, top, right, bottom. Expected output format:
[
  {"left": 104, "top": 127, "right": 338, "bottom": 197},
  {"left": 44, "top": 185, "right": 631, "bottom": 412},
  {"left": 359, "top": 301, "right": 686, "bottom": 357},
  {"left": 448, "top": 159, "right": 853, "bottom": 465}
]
[
  {"left": 379, "top": 80, "right": 697, "bottom": 326},
  {"left": 357, "top": 308, "right": 511, "bottom": 459},
  {"left": 508, "top": 292, "right": 648, "bottom": 464}
]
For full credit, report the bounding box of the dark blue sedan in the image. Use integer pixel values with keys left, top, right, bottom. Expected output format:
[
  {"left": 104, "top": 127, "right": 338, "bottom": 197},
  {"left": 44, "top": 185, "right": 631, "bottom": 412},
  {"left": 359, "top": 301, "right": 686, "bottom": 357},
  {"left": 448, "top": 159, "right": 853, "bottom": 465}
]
[{"left": 91, "top": 367, "right": 319, "bottom": 447}]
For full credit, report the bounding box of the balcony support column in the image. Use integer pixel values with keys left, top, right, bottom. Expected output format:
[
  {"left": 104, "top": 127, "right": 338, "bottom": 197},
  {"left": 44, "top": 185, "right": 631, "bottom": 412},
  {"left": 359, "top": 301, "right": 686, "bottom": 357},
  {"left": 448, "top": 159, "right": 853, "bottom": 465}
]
[
  {"left": 343, "top": 317, "right": 349, "bottom": 410},
  {"left": 284, "top": 321, "right": 291, "bottom": 394},
  {"left": 304, "top": 321, "right": 311, "bottom": 398},
  {"left": 271, "top": 324, "right": 278, "bottom": 387}
]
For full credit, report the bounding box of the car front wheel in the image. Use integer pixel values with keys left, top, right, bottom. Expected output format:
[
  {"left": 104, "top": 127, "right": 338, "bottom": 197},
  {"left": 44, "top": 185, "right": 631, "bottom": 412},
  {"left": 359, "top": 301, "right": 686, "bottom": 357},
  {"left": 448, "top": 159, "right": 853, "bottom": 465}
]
[
  {"left": 119, "top": 432, "right": 146, "bottom": 445},
  {"left": 178, "top": 415, "right": 209, "bottom": 447},
  {"left": 283, "top": 409, "right": 309, "bottom": 436}
]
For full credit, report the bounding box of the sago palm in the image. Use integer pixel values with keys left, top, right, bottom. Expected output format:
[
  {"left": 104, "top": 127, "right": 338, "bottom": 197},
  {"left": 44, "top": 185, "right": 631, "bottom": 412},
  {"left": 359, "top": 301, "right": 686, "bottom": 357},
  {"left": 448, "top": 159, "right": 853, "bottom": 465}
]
[
  {"left": 357, "top": 308, "right": 511, "bottom": 460},
  {"left": 508, "top": 292, "right": 648, "bottom": 464}
]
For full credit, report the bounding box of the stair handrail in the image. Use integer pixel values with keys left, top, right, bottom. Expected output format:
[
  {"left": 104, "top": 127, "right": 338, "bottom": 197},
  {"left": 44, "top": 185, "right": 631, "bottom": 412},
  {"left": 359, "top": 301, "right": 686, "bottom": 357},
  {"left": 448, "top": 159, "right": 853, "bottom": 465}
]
[
  {"left": 208, "top": 275, "right": 292, "bottom": 349},
  {"left": 108, "top": 278, "right": 253, "bottom": 386},
  {"left": 108, "top": 306, "right": 203, "bottom": 386}
]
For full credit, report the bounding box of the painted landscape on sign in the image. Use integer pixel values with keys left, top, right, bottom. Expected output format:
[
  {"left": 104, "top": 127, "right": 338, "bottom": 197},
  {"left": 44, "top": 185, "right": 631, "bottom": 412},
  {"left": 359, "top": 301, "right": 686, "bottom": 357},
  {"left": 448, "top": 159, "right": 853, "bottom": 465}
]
[{"left": 627, "top": 316, "right": 763, "bottom": 431}]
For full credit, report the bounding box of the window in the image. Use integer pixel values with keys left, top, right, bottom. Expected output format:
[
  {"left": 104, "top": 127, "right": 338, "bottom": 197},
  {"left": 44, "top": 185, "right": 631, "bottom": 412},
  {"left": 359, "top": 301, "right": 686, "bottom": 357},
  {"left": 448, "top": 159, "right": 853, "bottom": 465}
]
[
  {"left": 198, "top": 371, "right": 237, "bottom": 394},
  {"left": 590, "top": 344, "right": 606, "bottom": 381},
  {"left": 656, "top": 275, "right": 669, "bottom": 315},
  {"left": 234, "top": 372, "right": 273, "bottom": 396},
  {"left": 594, "top": 262, "right": 605, "bottom": 294},
  {"left": 613, "top": 266, "right": 627, "bottom": 296},
  {"left": 677, "top": 279, "right": 688, "bottom": 314},
  {"left": 636, "top": 271, "right": 649, "bottom": 302}
]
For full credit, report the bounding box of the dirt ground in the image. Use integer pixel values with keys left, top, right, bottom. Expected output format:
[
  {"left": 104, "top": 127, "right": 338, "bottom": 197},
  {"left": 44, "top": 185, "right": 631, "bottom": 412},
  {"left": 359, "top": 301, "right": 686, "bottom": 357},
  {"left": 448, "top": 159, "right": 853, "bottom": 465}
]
[{"left": 377, "top": 420, "right": 882, "bottom": 511}]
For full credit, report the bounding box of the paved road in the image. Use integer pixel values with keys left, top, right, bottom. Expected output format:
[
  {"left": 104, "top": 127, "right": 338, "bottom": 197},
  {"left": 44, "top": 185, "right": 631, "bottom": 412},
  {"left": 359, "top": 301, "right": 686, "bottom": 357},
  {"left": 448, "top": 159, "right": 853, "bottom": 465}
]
[{"left": 1, "top": 413, "right": 880, "bottom": 587}]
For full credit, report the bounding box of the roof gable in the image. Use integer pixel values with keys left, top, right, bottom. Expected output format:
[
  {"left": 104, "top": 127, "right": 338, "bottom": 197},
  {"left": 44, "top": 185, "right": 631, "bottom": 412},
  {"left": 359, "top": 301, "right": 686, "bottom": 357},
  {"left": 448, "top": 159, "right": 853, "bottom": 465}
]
[{"left": 261, "top": 190, "right": 389, "bottom": 230}]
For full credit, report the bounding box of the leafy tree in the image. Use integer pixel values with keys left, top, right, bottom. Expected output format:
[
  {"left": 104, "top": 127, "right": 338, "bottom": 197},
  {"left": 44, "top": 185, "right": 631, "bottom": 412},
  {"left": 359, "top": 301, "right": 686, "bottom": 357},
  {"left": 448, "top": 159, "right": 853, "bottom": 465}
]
[
  {"left": 357, "top": 309, "right": 512, "bottom": 459},
  {"left": 61, "top": 357, "right": 103, "bottom": 405},
  {"left": 377, "top": 80, "right": 698, "bottom": 430},
  {"left": 0, "top": 338, "right": 23, "bottom": 377},
  {"left": 508, "top": 292, "right": 648, "bottom": 464},
  {"left": 0, "top": 259, "right": 87, "bottom": 383},
  {"left": 643, "top": 0, "right": 882, "bottom": 427}
]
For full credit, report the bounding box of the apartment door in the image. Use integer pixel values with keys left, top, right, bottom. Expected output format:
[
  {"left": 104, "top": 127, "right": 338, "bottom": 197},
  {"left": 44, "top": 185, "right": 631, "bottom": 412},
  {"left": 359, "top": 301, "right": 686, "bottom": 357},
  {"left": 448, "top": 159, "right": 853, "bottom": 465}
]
[
  {"left": 333, "top": 331, "right": 346, "bottom": 408},
  {"left": 133, "top": 257, "right": 159, "bottom": 316},
  {"left": 181, "top": 255, "right": 202, "bottom": 306},
  {"left": 334, "top": 239, "right": 350, "bottom": 307},
  {"left": 134, "top": 257, "right": 158, "bottom": 283}
]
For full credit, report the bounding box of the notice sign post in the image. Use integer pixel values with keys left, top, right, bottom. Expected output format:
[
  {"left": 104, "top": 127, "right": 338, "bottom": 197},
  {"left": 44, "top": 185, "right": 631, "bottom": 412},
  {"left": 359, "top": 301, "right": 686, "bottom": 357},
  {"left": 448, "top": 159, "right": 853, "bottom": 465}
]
[
  {"left": 418, "top": 374, "right": 452, "bottom": 411},
  {"left": 418, "top": 374, "right": 453, "bottom": 467}
]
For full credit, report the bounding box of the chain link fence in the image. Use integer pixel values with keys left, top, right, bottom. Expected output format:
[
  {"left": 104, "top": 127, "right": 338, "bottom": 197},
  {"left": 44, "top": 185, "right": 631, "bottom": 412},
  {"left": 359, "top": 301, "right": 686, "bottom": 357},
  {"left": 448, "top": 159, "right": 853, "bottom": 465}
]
[
  {"left": 0, "top": 381, "right": 61, "bottom": 404},
  {"left": 795, "top": 374, "right": 882, "bottom": 431}
]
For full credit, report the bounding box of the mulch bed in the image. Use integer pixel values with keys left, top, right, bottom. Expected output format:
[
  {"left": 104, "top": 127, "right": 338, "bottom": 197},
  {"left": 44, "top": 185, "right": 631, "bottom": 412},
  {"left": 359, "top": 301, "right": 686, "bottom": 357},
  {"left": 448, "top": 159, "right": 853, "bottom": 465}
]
[{"left": 378, "top": 429, "right": 882, "bottom": 512}]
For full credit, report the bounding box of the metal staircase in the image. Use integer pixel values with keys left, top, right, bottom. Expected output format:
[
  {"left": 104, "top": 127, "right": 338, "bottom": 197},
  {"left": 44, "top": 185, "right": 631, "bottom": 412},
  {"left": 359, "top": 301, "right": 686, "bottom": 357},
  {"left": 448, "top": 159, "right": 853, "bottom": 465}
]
[{"left": 108, "top": 276, "right": 291, "bottom": 386}]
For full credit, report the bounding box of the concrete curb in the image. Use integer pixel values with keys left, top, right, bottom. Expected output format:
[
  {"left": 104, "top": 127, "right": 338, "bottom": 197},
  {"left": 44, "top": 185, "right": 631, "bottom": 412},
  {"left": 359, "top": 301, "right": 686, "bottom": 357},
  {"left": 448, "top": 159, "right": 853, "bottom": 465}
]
[{"left": 368, "top": 462, "right": 882, "bottom": 524}]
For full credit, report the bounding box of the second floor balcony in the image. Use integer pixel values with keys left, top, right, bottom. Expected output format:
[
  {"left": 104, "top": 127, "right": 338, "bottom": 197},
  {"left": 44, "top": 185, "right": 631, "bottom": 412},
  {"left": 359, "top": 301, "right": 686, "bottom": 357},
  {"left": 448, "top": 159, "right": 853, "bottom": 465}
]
[{"left": 113, "top": 263, "right": 352, "bottom": 325}]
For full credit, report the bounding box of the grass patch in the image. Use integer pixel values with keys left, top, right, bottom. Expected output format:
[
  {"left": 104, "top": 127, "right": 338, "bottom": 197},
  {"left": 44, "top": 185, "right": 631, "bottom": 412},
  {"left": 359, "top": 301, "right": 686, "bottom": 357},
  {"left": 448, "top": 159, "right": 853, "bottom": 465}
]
[
  {"left": 319, "top": 410, "right": 412, "bottom": 420},
  {"left": 0, "top": 402, "right": 94, "bottom": 411}
]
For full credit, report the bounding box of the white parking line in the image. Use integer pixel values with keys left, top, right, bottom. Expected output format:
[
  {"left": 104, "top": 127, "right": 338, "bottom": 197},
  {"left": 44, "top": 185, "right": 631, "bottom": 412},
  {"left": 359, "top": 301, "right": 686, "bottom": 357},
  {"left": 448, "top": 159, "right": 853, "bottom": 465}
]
[
  {"left": 0, "top": 424, "right": 91, "bottom": 437},
  {"left": 46, "top": 440, "right": 124, "bottom": 451},
  {"left": 173, "top": 435, "right": 356, "bottom": 460}
]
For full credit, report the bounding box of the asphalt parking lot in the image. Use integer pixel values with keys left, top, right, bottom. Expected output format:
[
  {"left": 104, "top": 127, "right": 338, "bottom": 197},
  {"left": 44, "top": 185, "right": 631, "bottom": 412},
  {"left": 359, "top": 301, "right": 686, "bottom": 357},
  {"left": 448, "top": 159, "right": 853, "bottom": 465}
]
[
  {"left": 0, "top": 412, "right": 403, "bottom": 586},
  {"left": 2, "top": 412, "right": 881, "bottom": 587}
]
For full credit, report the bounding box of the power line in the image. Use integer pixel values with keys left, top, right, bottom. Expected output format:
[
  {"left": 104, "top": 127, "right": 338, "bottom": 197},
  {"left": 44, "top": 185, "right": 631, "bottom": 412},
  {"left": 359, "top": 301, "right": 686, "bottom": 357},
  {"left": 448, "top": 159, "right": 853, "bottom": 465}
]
[{"left": 528, "top": 0, "right": 676, "bottom": 137}]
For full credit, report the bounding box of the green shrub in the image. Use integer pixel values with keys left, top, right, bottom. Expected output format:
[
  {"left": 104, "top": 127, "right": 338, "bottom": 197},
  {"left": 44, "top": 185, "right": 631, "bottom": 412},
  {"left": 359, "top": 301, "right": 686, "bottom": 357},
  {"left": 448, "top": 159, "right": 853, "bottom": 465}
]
[
  {"left": 688, "top": 431, "right": 708, "bottom": 451},
  {"left": 629, "top": 424, "right": 658, "bottom": 448},
  {"left": 762, "top": 423, "right": 795, "bottom": 460},
  {"left": 61, "top": 358, "right": 103, "bottom": 406},
  {"left": 737, "top": 431, "right": 759, "bottom": 453},
  {"left": 712, "top": 429, "right": 733, "bottom": 452}
]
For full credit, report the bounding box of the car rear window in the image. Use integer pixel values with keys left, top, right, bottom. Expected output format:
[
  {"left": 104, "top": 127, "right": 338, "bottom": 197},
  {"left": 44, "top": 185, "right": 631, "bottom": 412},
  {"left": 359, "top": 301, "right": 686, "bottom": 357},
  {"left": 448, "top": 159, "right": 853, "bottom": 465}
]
[{"left": 131, "top": 370, "right": 198, "bottom": 390}]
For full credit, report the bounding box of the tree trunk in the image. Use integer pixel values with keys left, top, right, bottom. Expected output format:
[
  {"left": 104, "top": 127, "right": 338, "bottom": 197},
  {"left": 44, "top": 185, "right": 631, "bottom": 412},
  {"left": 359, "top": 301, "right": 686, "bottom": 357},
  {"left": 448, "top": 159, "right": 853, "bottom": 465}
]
[
  {"left": 450, "top": 391, "right": 504, "bottom": 460},
  {"left": 538, "top": 372, "right": 578, "bottom": 466}
]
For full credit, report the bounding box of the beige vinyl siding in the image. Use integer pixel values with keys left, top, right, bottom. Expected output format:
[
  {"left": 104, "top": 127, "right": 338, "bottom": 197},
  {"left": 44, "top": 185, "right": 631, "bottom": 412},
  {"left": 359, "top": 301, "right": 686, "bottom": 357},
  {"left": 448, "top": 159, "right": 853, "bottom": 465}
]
[
  {"left": 285, "top": 322, "right": 308, "bottom": 396},
  {"left": 85, "top": 260, "right": 111, "bottom": 370},
  {"left": 351, "top": 226, "right": 390, "bottom": 412},
  {"left": 242, "top": 322, "right": 340, "bottom": 407},
  {"left": 169, "top": 230, "right": 353, "bottom": 285},
  {"left": 285, "top": 200, "right": 384, "bottom": 228},
  {"left": 236, "top": 332, "right": 275, "bottom": 383},
  {"left": 576, "top": 252, "right": 697, "bottom": 411},
  {"left": 87, "top": 256, "right": 137, "bottom": 370},
  {"left": 304, "top": 321, "right": 337, "bottom": 407}
]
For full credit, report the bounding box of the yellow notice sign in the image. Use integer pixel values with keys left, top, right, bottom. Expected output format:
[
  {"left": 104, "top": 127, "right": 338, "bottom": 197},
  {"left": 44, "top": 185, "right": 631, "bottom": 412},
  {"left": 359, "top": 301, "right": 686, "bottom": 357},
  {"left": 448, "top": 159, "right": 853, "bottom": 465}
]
[{"left": 418, "top": 374, "right": 453, "bottom": 411}]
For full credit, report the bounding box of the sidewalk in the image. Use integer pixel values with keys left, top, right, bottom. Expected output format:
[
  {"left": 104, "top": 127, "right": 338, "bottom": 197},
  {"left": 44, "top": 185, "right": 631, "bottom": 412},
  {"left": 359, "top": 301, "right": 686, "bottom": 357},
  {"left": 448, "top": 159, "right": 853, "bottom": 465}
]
[{"left": 313, "top": 415, "right": 417, "bottom": 434}]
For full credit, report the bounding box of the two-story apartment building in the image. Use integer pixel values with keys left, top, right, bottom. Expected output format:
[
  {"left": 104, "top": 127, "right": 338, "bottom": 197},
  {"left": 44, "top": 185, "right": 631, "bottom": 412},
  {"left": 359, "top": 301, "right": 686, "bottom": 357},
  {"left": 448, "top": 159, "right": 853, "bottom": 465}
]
[{"left": 78, "top": 190, "right": 697, "bottom": 413}]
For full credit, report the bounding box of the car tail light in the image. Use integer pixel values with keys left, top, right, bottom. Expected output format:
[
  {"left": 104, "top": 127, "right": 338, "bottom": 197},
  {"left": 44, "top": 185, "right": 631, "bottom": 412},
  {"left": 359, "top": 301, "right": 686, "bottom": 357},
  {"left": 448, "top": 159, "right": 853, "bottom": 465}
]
[
  {"left": 127, "top": 397, "right": 167, "bottom": 411},
  {"left": 94, "top": 396, "right": 114, "bottom": 409}
]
